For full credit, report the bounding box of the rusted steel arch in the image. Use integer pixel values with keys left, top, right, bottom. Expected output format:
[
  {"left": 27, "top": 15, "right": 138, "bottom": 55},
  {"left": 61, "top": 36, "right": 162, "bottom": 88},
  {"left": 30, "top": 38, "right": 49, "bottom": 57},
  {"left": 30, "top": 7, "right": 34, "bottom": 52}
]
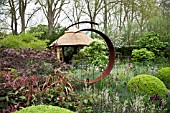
[
  {"left": 66, "top": 21, "right": 99, "bottom": 30},
  {"left": 75, "top": 29, "right": 115, "bottom": 84}
]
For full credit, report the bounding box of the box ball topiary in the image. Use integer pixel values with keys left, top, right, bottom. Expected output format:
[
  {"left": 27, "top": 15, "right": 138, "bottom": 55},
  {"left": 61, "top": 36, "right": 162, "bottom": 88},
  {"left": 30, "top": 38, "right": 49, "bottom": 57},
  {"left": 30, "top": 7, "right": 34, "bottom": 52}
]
[
  {"left": 13, "top": 105, "right": 74, "bottom": 113},
  {"left": 127, "top": 74, "right": 168, "bottom": 98},
  {"left": 156, "top": 67, "right": 170, "bottom": 88}
]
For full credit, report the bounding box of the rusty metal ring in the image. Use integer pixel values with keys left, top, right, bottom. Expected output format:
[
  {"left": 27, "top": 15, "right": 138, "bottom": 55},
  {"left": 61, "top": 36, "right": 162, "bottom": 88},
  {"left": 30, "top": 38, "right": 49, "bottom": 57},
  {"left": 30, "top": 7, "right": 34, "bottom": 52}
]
[
  {"left": 75, "top": 29, "right": 115, "bottom": 84},
  {"left": 66, "top": 21, "right": 99, "bottom": 30}
]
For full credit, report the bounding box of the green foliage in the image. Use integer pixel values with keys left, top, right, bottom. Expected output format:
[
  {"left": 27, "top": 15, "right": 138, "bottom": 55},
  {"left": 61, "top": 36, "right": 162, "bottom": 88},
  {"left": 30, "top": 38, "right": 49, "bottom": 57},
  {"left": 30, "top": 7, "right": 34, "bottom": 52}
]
[
  {"left": 73, "top": 39, "right": 108, "bottom": 70},
  {"left": 164, "top": 36, "right": 170, "bottom": 58},
  {"left": 147, "top": 16, "right": 170, "bottom": 43},
  {"left": 116, "top": 45, "right": 139, "bottom": 57},
  {"left": 14, "top": 105, "right": 74, "bottom": 113},
  {"left": 156, "top": 67, "right": 170, "bottom": 88},
  {"left": 135, "top": 32, "right": 168, "bottom": 57},
  {"left": 1, "top": 68, "right": 18, "bottom": 75},
  {"left": 132, "top": 48, "right": 155, "bottom": 62},
  {"left": 127, "top": 74, "right": 168, "bottom": 98},
  {"left": 0, "top": 33, "right": 49, "bottom": 50},
  {"left": 0, "top": 71, "right": 44, "bottom": 112},
  {"left": 28, "top": 24, "right": 48, "bottom": 40},
  {"left": 0, "top": 32, "right": 7, "bottom": 39},
  {"left": 28, "top": 24, "right": 65, "bottom": 46},
  {"left": 0, "top": 67, "right": 76, "bottom": 112},
  {"left": 0, "top": 48, "right": 58, "bottom": 76},
  {"left": 47, "top": 27, "right": 65, "bottom": 46}
]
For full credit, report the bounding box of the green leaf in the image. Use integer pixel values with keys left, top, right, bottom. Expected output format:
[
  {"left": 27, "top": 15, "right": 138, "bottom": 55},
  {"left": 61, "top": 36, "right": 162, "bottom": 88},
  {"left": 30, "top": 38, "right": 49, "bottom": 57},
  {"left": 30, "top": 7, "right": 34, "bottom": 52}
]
[
  {"left": 83, "top": 99, "right": 88, "bottom": 104},
  {"left": 0, "top": 96, "right": 7, "bottom": 101},
  {"left": 19, "top": 96, "right": 26, "bottom": 100}
]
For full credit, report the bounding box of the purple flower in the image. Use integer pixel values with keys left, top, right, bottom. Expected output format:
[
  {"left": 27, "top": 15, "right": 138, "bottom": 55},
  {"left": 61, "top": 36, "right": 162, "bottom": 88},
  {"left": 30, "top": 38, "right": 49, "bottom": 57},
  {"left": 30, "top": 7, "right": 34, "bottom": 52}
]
[
  {"left": 116, "top": 77, "right": 119, "bottom": 81},
  {"left": 149, "top": 94, "right": 163, "bottom": 106},
  {"left": 57, "top": 96, "right": 62, "bottom": 101}
]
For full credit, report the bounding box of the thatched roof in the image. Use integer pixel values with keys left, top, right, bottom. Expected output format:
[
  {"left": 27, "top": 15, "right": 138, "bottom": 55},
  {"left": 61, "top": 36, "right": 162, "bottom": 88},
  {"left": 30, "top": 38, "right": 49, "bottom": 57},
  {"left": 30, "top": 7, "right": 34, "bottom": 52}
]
[{"left": 50, "top": 27, "right": 93, "bottom": 47}]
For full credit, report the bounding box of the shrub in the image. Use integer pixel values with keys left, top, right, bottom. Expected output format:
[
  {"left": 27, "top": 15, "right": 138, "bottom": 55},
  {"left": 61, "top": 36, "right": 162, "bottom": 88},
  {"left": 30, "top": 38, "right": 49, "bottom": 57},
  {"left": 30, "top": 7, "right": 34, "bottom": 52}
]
[
  {"left": 0, "top": 68, "right": 76, "bottom": 112},
  {"left": 135, "top": 32, "right": 168, "bottom": 57},
  {"left": 0, "top": 33, "right": 49, "bottom": 50},
  {"left": 127, "top": 74, "right": 168, "bottom": 98},
  {"left": 115, "top": 45, "right": 139, "bottom": 57},
  {"left": 28, "top": 24, "right": 65, "bottom": 46},
  {"left": 0, "top": 48, "right": 57, "bottom": 75},
  {"left": 13, "top": 105, "right": 74, "bottom": 113},
  {"left": 132, "top": 48, "right": 155, "bottom": 62},
  {"left": 156, "top": 67, "right": 170, "bottom": 88},
  {"left": 0, "top": 71, "right": 44, "bottom": 112},
  {"left": 73, "top": 38, "right": 108, "bottom": 70}
]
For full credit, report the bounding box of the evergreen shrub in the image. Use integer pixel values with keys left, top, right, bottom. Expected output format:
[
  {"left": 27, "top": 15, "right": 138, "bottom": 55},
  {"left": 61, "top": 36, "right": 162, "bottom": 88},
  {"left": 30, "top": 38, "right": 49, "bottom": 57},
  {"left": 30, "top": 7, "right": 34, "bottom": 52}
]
[
  {"left": 156, "top": 67, "right": 170, "bottom": 88},
  {"left": 132, "top": 48, "right": 155, "bottom": 62},
  {"left": 13, "top": 105, "right": 74, "bottom": 113},
  {"left": 0, "top": 33, "right": 49, "bottom": 50},
  {"left": 127, "top": 74, "right": 168, "bottom": 98}
]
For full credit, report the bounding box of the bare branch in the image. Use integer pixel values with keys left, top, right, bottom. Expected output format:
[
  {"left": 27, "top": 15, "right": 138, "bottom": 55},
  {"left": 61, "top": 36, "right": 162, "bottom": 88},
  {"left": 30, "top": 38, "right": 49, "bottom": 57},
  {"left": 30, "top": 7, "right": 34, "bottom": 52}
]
[{"left": 25, "top": 7, "right": 41, "bottom": 27}]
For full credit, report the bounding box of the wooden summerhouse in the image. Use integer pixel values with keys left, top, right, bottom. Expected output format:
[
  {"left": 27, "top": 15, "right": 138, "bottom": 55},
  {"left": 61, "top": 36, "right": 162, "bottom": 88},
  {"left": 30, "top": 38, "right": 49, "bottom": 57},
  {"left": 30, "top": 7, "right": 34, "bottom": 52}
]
[{"left": 50, "top": 27, "right": 93, "bottom": 62}]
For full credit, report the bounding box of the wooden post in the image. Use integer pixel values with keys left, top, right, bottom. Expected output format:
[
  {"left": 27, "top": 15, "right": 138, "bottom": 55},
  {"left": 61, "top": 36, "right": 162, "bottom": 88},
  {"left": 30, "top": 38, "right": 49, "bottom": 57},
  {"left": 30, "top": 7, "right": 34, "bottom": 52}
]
[
  {"left": 62, "top": 46, "right": 64, "bottom": 62},
  {"left": 56, "top": 46, "right": 60, "bottom": 61}
]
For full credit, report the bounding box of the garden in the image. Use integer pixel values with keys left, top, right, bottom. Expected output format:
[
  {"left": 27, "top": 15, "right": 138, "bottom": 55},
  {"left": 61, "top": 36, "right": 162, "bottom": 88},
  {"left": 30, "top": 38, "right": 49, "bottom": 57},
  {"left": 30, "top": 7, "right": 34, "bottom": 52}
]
[
  {"left": 0, "top": 28, "right": 170, "bottom": 113},
  {"left": 0, "top": 0, "right": 170, "bottom": 112}
]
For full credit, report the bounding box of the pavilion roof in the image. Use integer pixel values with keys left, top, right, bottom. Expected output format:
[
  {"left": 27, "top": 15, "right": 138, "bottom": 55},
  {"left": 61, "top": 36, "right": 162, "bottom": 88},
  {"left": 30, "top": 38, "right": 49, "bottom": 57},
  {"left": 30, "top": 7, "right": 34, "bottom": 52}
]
[{"left": 50, "top": 27, "right": 93, "bottom": 47}]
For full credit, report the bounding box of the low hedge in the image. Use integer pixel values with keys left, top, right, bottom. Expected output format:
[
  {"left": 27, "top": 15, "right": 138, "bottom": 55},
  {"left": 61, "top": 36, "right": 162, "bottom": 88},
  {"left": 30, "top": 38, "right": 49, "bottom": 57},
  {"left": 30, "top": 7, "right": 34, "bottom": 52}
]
[{"left": 13, "top": 105, "right": 74, "bottom": 113}]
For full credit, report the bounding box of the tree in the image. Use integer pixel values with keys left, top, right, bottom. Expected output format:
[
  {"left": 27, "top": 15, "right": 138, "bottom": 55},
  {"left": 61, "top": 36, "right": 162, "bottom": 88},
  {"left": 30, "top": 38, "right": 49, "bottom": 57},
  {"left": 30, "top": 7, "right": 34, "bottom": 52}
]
[
  {"left": 108, "top": 0, "right": 161, "bottom": 45},
  {"left": 0, "top": 0, "right": 18, "bottom": 35},
  {"left": 133, "top": 0, "right": 160, "bottom": 37},
  {"left": 147, "top": 0, "right": 170, "bottom": 42},
  {"left": 102, "top": 0, "right": 120, "bottom": 35},
  {"left": 9, "top": 0, "right": 18, "bottom": 35},
  {"left": 28, "top": 24, "right": 48, "bottom": 40},
  {"left": 0, "top": 0, "right": 41, "bottom": 34},
  {"left": 80, "top": 0, "right": 103, "bottom": 37},
  {"left": 28, "top": 24, "right": 65, "bottom": 46},
  {"left": 19, "top": 0, "right": 26, "bottom": 33},
  {"left": 36, "top": 0, "right": 69, "bottom": 34},
  {"left": 62, "top": 0, "right": 84, "bottom": 28},
  {"left": 18, "top": 0, "right": 41, "bottom": 33}
]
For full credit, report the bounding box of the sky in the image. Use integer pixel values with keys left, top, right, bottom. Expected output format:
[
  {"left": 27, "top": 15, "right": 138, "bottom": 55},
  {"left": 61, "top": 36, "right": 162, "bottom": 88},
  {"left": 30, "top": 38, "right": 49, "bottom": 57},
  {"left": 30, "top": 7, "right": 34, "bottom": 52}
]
[{"left": 2, "top": 1, "right": 103, "bottom": 33}]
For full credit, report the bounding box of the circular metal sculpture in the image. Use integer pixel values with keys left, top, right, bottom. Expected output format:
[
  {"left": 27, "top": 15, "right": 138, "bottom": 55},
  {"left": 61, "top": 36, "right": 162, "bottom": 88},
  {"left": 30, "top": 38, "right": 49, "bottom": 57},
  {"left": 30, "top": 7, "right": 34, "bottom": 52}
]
[{"left": 67, "top": 21, "right": 115, "bottom": 84}]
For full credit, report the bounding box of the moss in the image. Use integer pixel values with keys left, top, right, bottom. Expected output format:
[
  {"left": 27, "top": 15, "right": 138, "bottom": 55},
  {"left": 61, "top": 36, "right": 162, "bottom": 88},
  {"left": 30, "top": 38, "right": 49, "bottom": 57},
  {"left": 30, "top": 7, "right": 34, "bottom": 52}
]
[
  {"left": 127, "top": 74, "right": 168, "bottom": 98},
  {"left": 156, "top": 67, "right": 170, "bottom": 88},
  {"left": 13, "top": 105, "right": 74, "bottom": 113}
]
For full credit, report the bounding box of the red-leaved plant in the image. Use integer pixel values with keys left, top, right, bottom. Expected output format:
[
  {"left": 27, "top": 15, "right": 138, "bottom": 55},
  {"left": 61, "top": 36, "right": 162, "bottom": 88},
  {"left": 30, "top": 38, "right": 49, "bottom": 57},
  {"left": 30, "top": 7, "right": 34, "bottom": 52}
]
[
  {"left": 0, "top": 68, "right": 78, "bottom": 112},
  {"left": 0, "top": 48, "right": 58, "bottom": 76},
  {"left": 0, "top": 70, "right": 44, "bottom": 112}
]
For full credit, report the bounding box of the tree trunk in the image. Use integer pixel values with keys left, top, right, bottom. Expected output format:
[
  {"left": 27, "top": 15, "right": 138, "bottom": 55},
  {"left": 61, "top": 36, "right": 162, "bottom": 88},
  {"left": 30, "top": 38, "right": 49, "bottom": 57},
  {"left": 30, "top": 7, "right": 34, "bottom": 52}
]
[
  {"left": 47, "top": 0, "right": 54, "bottom": 34},
  {"left": 19, "top": 0, "right": 26, "bottom": 33},
  {"left": 9, "top": 0, "right": 18, "bottom": 35},
  {"left": 104, "top": 0, "right": 108, "bottom": 35}
]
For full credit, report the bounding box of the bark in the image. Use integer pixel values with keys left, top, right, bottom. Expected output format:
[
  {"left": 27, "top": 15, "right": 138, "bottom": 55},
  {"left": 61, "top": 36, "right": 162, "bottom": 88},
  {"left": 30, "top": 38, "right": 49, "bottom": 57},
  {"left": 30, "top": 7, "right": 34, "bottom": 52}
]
[
  {"left": 8, "top": 0, "right": 18, "bottom": 35},
  {"left": 104, "top": 0, "right": 108, "bottom": 35},
  {"left": 37, "top": 0, "right": 69, "bottom": 35},
  {"left": 19, "top": 0, "right": 26, "bottom": 33}
]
